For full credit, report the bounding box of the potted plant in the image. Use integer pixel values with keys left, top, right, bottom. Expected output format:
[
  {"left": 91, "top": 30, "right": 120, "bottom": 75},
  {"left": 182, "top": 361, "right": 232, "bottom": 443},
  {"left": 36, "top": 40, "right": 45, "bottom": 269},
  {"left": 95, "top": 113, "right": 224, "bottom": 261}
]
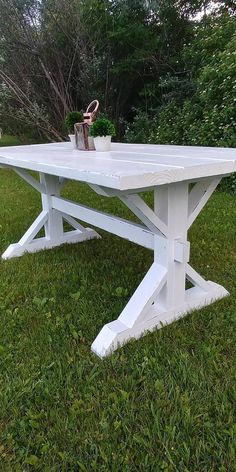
[
  {"left": 90, "top": 118, "right": 115, "bottom": 151},
  {"left": 65, "top": 111, "right": 83, "bottom": 148}
]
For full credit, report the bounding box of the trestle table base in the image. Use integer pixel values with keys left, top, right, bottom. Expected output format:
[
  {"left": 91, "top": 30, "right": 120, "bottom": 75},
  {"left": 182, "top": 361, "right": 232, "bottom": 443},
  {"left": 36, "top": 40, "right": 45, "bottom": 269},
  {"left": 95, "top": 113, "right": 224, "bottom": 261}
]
[
  {"left": 1, "top": 170, "right": 229, "bottom": 357},
  {"left": 91, "top": 281, "right": 228, "bottom": 357}
]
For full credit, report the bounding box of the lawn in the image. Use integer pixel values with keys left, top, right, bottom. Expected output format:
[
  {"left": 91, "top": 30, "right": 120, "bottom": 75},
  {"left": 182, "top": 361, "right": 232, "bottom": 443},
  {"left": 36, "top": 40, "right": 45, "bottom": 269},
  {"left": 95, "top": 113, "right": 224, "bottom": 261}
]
[
  {"left": 0, "top": 135, "right": 21, "bottom": 147},
  {"left": 0, "top": 164, "right": 235, "bottom": 471}
]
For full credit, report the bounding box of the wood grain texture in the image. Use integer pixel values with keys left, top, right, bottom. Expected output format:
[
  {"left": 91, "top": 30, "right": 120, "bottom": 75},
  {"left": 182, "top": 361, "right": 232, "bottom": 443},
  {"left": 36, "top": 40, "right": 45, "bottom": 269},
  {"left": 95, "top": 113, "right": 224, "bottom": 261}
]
[{"left": 0, "top": 142, "right": 235, "bottom": 190}]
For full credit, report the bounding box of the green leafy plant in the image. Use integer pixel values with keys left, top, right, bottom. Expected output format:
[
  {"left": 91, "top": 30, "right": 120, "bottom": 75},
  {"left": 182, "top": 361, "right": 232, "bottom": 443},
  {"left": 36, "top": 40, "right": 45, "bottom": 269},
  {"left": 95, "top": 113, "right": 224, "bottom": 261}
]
[
  {"left": 90, "top": 118, "right": 115, "bottom": 138},
  {"left": 64, "top": 111, "right": 83, "bottom": 134}
]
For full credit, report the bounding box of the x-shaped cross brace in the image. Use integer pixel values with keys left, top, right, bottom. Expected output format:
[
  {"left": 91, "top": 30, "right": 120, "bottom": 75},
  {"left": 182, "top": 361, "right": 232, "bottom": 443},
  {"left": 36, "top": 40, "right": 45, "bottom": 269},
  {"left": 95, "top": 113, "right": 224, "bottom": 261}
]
[
  {"left": 90, "top": 178, "right": 228, "bottom": 356},
  {"left": 1, "top": 169, "right": 228, "bottom": 357}
]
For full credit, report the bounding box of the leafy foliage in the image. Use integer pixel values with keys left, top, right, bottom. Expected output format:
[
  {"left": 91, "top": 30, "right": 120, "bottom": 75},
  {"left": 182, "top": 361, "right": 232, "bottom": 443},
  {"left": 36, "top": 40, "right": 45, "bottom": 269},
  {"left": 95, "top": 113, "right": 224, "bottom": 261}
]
[
  {"left": 125, "top": 109, "right": 156, "bottom": 144},
  {"left": 64, "top": 111, "right": 83, "bottom": 134},
  {"left": 0, "top": 0, "right": 197, "bottom": 139},
  {"left": 90, "top": 118, "right": 115, "bottom": 138},
  {"left": 0, "top": 2, "right": 235, "bottom": 191},
  {"left": 125, "top": 13, "right": 236, "bottom": 193},
  {"left": 0, "top": 134, "right": 21, "bottom": 146}
]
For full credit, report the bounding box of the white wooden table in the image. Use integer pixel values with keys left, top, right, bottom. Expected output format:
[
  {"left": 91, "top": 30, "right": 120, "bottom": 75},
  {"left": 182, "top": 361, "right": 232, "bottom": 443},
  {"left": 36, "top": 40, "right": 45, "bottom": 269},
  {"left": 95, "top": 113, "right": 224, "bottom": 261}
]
[{"left": 0, "top": 142, "right": 235, "bottom": 357}]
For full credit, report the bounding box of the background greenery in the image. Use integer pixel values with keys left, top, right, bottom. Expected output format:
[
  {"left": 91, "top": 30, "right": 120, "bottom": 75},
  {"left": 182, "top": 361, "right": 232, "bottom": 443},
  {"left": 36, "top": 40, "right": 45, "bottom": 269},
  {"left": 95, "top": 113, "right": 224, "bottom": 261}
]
[
  {"left": 0, "top": 3, "right": 235, "bottom": 467},
  {"left": 0, "top": 1, "right": 235, "bottom": 190}
]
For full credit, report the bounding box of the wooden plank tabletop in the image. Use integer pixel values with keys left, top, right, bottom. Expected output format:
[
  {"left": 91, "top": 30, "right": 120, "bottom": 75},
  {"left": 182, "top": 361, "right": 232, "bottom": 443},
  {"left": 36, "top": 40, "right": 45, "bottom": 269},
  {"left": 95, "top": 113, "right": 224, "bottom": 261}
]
[{"left": 0, "top": 142, "right": 235, "bottom": 190}]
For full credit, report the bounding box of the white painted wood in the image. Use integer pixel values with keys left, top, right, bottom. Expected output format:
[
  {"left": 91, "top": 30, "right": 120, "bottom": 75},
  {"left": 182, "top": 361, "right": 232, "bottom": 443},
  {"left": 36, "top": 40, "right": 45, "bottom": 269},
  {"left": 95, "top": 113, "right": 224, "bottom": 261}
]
[
  {"left": 88, "top": 184, "right": 112, "bottom": 197},
  {"left": 0, "top": 141, "right": 234, "bottom": 357},
  {"left": 14, "top": 168, "right": 46, "bottom": 194},
  {"left": 186, "top": 263, "right": 210, "bottom": 292},
  {"left": 60, "top": 213, "right": 87, "bottom": 233},
  {"left": 88, "top": 186, "right": 168, "bottom": 236},
  {"left": 2, "top": 229, "right": 99, "bottom": 260},
  {"left": 90, "top": 183, "right": 160, "bottom": 195},
  {"left": 18, "top": 210, "right": 48, "bottom": 246},
  {"left": 174, "top": 239, "right": 190, "bottom": 263},
  {"left": 52, "top": 196, "right": 155, "bottom": 250},
  {"left": 93, "top": 185, "right": 168, "bottom": 236},
  {"left": 118, "top": 263, "right": 167, "bottom": 328},
  {"left": 59, "top": 177, "right": 68, "bottom": 191},
  {"left": 0, "top": 142, "right": 235, "bottom": 190},
  {"left": 91, "top": 180, "right": 229, "bottom": 357},
  {"left": 91, "top": 281, "right": 229, "bottom": 358},
  {"left": 40, "top": 174, "right": 64, "bottom": 241},
  {"left": 188, "top": 177, "right": 221, "bottom": 228},
  {"left": 188, "top": 178, "right": 212, "bottom": 214},
  {"left": 154, "top": 183, "right": 189, "bottom": 309},
  {"left": 1, "top": 173, "right": 100, "bottom": 259},
  {"left": 119, "top": 194, "right": 168, "bottom": 236}
]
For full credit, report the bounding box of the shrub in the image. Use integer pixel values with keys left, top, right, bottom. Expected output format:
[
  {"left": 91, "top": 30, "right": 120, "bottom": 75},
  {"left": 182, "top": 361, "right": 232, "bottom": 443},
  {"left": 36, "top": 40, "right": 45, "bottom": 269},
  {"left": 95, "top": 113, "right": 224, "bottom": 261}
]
[
  {"left": 124, "top": 109, "right": 156, "bottom": 144},
  {"left": 124, "top": 16, "right": 236, "bottom": 194},
  {"left": 65, "top": 111, "right": 83, "bottom": 133},
  {"left": 126, "top": 101, "right": 236, "bottom": 194},
  {"left": 90, "top": 118, "right": 115, "bottom": 138}
]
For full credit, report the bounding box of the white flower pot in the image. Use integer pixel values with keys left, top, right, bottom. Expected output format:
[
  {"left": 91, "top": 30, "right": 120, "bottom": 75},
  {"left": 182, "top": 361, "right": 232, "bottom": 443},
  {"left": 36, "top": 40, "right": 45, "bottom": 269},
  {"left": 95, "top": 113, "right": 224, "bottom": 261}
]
[
  {"left": 69, "top": 134, "right": 76, "bottom": 149},
  {"left": 94, "top": 136, "right": 112, "bottom": 152}
]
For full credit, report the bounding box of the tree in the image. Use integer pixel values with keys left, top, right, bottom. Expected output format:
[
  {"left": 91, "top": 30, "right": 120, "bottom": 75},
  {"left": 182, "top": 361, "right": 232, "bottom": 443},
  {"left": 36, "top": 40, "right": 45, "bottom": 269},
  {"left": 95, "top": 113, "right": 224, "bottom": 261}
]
[{"left": 0, "top": 0, "right": 93, "bottom": 140}]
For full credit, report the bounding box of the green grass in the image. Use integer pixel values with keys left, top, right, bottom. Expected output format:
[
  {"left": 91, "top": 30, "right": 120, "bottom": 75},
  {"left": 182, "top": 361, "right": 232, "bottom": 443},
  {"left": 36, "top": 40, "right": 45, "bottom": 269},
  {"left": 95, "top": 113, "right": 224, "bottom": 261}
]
[
  {"left": 0, "top": 169, "right": 235, "bottom": 471},
  {"left": 0, "top": 135, "right": 21, "bottom": 147}
]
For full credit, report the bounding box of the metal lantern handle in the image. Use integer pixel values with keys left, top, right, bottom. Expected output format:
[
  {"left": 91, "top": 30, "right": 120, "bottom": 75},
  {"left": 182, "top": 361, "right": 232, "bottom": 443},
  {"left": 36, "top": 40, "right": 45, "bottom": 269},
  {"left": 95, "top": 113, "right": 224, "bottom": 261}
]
[
  {"left": 86, "top": 100, "right": 99, "bottom": 114},
  {"left": 83, "top": 100, "right": 99, "bottom": 124}
]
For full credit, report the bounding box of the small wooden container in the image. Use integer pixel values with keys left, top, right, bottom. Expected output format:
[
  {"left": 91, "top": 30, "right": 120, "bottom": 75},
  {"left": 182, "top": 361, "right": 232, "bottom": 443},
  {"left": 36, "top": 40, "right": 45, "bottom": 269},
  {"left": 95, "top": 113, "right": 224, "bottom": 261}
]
[
  {"left": 75, "top": 122, "right": 95, "bottom": 151},
  {"left": 74, "top": 100, "right": 99, "bottom": 151}
]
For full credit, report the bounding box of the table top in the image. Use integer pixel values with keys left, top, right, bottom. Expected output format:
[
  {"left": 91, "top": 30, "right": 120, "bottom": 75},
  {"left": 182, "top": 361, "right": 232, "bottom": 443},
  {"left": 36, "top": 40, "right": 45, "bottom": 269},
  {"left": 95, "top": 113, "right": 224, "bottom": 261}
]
[{"left": 0, "top": 142, "right": 235, "bottom": 190}]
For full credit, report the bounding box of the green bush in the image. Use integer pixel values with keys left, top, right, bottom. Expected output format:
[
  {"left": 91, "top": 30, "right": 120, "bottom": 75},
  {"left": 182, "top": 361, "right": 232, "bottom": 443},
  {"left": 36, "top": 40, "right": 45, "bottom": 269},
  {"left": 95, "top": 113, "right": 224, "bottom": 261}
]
[
  {"left": 90, "top": 118, "right": 115, "bottom": 138},
  {"left": 0, "top": 134, "right": 21, "bottom": 147},
  {"left": 64, "top": 111, "right": 83, "bottom": 134},
  {"left": 124, "top": 15, "right": 236, "bottom": 194},
  {"left": 124, "top": 109, "right": 156, "bottom": 144},
  {"left": 221, "top": 173, "right": 236, "bottom": 195}
]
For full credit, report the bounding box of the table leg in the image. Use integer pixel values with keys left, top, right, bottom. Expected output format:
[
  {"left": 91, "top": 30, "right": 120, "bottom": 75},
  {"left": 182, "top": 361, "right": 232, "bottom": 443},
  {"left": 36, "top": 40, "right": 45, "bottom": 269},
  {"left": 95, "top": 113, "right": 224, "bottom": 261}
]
[
  {"left": 2, "top": 173, "right": 100, "bottom": 259},
  {"left": 91, "top": 181, "right": 228, "bottom": 357}
]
